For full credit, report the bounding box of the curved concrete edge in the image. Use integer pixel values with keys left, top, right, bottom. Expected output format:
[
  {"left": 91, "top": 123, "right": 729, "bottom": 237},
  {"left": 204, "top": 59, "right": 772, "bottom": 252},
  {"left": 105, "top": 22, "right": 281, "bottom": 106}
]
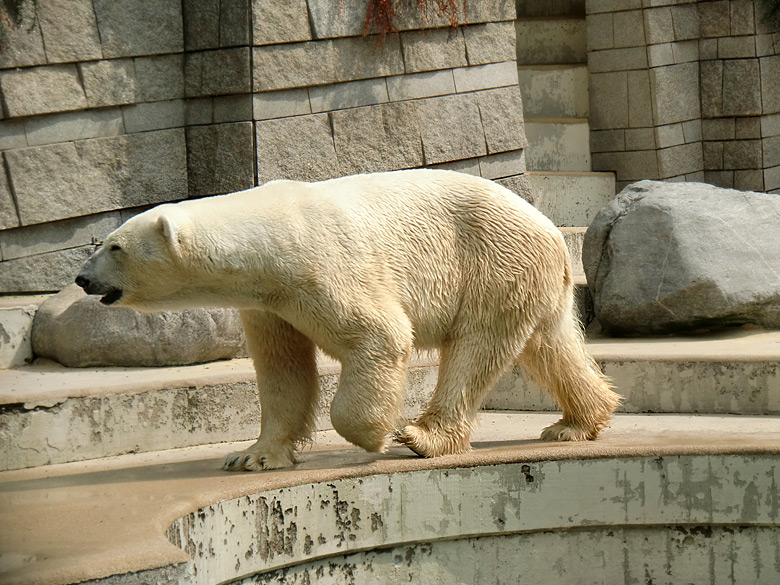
[{"left": 1, "top": 413, "right": 779, "bottom": 585}]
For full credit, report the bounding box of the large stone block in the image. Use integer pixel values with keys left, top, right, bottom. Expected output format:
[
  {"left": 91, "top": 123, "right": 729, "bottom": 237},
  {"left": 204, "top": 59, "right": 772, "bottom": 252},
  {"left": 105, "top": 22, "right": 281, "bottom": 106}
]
[
  {"left": 0, "top": 119, "right": 26, "bottom": 150},
  {"left": 671, "top": 4, "right": 700, "bottom": 41},
  {"left": 135, "top": 55, "right": 185, "bottom": 102},
  {"left": 309, "top": 78, "right": 389, "bottom": 112},
  {"left": 252, "top": 36, "right": 403, "bottom": 91},
  {"left": 0, "top": 65, "right": 86, "bottom": 117},
  {"left": 0, "top": 4, "right": 45, "bottom": 68},
  {"left": 94, "top": 0, "right": 184, "bottom": 57},
  {"left": 37, "top": 0, "right": 102, "bottom": 63},
  {"left": 586, "top": 12, "right": 614, "bottom": 51},
  {"left": 722, "top": 59, "right": 761, "bottom": 116},
  {"left": 418, "top": 93, "right": 487, "bottom": 164},
  {"left": 643, "top": 6, "right": 675, "bottom": 45},
  {"left": 463, "top": 22, "right": 516, "bottom": 65},
  {"left": 220, "top": 0, "right": 251, "bottom": 47},
  {"left": 183, "top": 0, "right": 220, "bottom": 50},
  {"left": 24, "top": 109, "right": 125, "bottom": 147},
  {"left": 185, "top": 0, "right": 251, "bottom": 49},
  {"left": 452, "top": 61, "right": 518, "bottom": 92},
  {"left": 0, "top": 247, "right": 93, "bottom": 293},
  {"left": 122, "top": 100, "right": 186, "bottom": 133},
  {"left": 256, "top": 114, "right": 339, "bottom": 182},
  {"left": 723, "top": 139, "right": 762, "bottom": 170},
  {"left": 588, "top": 47, "right": 647, "bottom": 73},
  {"left": 386, "top": 70, "right": 456, "bottom": 101},
  {"left": 79, "top": 59, "right": 137, "bottom": 108},
  {"left": 252, "top": 88, "right": 311, "bottom": 120},
  {"left": 0, "top": 212, "right": 122, "bottom": 261},
  {"left": 331, "top": 102, "right": 424, "bottom": 175},
  {"left": 628, "top": 69, "right": 654, "bottom": 127},
  {"left": 614, "top": 10, "right": 646, "bottom": 48},
  {"left": 401, "top": 28, "right": 467, "bottom": 73},
  {"left": 700, "top": 59, "right": 723, "bottom": 118},
  {"left": 698, "top": 0, "right": 729, "bottom": 38},
  {"left": 592, "top": 150, "right": 659, "bottom": 181},
  {"left": 589, "top": 71, "right": 628, "bottom": 130},
  {"left": 584, "top": 180, "right": 780, "bottom": 335},
  {"left": 187, "top": 122, "right": 255, "bottom": 197},
  {"left": 650, "top": 62, "right": 701, "bottom": 125},
  {"left": 657, "top": 142, "right": 703, "bottom": 178},
  {"left": 476, "top": 86, "right": 528, "bottom": 154},
  {"left": 252, "top": 0, "right": 311, "bottom": 44},
  {"left": 32, "top": 285, "right": 246, "bottom": 367},
  {"left": 761, "top": 55, "right": 780, "bottom": 114},
  {"left": 6, "top": 130, "right": 187, "bottom": 226},
  {"left": 185, "top": 47, "right": 251, "bottom": 97},
  {"left": 0, "top": 162, "right": 18, "bottom": 230}
]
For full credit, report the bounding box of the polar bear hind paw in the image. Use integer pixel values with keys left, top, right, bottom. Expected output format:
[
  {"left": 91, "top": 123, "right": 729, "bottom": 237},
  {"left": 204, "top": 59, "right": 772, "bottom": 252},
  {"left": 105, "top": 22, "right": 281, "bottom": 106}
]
[
  {"left": 540, "top": 419, "right": 606, "bottom": 442},
  {"left": 222, "top": 448, "right": 294, "bottom": 472},
  {"left": 393, "top": 423, "right": 471, "bottom": 458}
]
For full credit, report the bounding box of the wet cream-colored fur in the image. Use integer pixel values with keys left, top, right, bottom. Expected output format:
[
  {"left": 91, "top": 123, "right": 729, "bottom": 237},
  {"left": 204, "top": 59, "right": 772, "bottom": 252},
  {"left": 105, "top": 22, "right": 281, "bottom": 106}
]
[{"left": 76, "top": 169, "right": 620, "bottom": 471}]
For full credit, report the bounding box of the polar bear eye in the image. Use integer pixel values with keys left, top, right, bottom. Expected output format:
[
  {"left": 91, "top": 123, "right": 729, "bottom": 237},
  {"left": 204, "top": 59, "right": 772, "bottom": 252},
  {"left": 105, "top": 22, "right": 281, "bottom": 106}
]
[{"left": 109, "top": 244, "right": 122, "bottom": 252}]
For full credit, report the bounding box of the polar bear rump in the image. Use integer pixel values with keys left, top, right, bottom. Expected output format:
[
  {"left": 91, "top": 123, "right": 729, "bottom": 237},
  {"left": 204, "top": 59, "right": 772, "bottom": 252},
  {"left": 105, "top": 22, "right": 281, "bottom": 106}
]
[{"left": 76, "top": 169, "right": 620, "bottom": 471}]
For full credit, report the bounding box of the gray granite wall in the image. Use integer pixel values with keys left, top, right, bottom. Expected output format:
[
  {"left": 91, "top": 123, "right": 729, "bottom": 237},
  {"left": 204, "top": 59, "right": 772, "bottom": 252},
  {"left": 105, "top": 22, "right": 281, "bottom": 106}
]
[
  {"left": 0, "top": 0, "right": 526, "bottom": 293},
  {"left": 587, "top": 0, "right": 780, "bottom": 193}
]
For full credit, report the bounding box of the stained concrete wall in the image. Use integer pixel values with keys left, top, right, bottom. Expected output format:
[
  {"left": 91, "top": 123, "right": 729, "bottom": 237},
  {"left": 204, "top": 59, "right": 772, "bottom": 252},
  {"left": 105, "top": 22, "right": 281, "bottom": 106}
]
[
  {"left": 162, "top": 455, "right": 779, "bottom": 585},
  {"left": 0, "top": 0, "right": 527, "bottom": 293},
  {"left": 587, "top": 0, "right": 780, "bottom": 193}
]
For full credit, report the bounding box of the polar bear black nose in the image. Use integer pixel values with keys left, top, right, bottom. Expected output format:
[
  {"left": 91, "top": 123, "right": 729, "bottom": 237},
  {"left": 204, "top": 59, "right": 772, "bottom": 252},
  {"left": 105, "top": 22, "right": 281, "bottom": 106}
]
[{"left": 75, "top": 275, "right": 89, "bottom": 290}]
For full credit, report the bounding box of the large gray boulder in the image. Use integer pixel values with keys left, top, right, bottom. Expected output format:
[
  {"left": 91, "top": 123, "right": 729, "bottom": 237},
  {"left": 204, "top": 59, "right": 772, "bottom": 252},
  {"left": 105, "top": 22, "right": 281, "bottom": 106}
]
[
  {"left": 32, "top": 285, "right": 247, "bottom": 367},
  {"left": 583, "top": 181, "right": 780, "bottom": 336}
]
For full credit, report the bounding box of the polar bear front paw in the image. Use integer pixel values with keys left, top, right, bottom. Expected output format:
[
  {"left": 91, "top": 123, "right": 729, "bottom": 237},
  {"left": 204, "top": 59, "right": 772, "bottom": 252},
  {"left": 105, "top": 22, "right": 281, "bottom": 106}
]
[
  {"left": 222, "top": 447, "right": 295, "bottom": 472},
  {"left": 540, "top": 419, "right": 603, "bottom": 442}
]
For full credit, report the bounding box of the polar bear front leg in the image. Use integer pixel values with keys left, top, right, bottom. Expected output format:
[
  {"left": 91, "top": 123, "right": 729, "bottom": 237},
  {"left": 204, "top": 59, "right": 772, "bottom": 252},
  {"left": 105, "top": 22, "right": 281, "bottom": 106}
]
[{"left": 223, "top": 310, "right": 320, "bottom": 472}]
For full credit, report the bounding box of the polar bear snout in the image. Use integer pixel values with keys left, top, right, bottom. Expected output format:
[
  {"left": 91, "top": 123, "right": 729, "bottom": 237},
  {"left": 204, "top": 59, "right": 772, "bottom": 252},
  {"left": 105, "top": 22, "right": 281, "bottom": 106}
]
[{"left": 75, "top": 273, "right": 123, "bottom": 305}]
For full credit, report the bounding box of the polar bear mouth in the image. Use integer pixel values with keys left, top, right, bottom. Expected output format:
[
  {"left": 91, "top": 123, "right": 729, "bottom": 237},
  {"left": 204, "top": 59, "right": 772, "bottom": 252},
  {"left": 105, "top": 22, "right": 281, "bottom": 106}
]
[{"left": 100, "top": 289, "right": 123, "bottom": 305}]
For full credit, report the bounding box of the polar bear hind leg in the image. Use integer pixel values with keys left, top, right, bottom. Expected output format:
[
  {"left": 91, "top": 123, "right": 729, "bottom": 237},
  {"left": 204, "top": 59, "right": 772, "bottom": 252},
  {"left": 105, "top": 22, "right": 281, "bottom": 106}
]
[
  {"left": 519, "top": 297, "right": 621, "bottom": 442},
  {"left": 395, "top": 316, "right": 532, "bottom": 458},
  {"left": 224, "top": 310, "right": 319, "bottom": 471}
]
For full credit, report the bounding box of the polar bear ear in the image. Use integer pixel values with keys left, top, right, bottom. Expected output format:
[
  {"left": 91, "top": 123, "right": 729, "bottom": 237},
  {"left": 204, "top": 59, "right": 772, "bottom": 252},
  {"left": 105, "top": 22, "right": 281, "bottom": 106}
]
[{"left": 157, "top": 214, "right": 182, "bottom": 256}]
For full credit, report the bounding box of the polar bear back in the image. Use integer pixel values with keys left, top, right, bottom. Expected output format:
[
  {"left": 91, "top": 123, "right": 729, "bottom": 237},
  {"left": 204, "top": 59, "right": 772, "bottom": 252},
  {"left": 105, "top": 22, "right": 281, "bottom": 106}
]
[{"left": 141, "top": 169, "right": 569, "bottom": 349}]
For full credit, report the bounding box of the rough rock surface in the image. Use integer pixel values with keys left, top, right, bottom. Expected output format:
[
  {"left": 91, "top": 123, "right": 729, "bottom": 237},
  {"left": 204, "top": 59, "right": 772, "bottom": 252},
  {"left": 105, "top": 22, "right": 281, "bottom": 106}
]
[
  {"left": 32, "top": 285, "right": 246, "bottom": 367},
  {"left": 583, "top": 180, "right": 780, "bottom": 336}
]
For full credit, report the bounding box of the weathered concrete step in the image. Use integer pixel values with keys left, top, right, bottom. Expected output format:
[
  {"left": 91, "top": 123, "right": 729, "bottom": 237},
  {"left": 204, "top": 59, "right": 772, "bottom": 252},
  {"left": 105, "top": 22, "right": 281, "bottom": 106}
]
[
  {"left": 3, "top": 328, "right": 778, "bottom": 471},
  {"left": 518, "top": 64, "right": 589, "bottom": 119},
  {"left": 1, "top": 411, "right": 778, "bottom": 585},
  {"left": 516, "top": 0, "right": 585, "bottom": 18},
  {"left": 528, "top": 171, "right": 615, "bottom": 227},
  {"left": 525, "top": 118, "right": 592, "bottom": 172},
  {"left": 515, "top": 17, "right": 587, "bottom": 65},
  {"left": 487, "top": 328, "right": 780, "bottom": 416}
]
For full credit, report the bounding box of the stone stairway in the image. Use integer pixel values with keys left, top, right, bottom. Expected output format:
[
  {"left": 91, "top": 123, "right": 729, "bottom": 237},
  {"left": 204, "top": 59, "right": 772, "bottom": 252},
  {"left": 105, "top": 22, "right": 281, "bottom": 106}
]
[{"left": 516, "top": 0, "right": 615, "bottom": 230}]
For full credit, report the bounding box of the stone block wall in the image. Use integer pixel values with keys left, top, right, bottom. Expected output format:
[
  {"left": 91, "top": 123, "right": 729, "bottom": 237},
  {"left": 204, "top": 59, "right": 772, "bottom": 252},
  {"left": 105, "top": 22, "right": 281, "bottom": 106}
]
[
  {"left": 0, "top": 0, "right": 526, "bottom": 294},
  {"left": 587, "top": 0, "right": 780, "bottom": 193}
]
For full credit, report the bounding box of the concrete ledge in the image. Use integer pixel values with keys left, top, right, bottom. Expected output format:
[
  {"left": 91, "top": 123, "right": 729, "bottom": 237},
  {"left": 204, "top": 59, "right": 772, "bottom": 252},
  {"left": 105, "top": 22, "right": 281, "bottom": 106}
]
[
  {"left": 1, "top": 412, "right": 778, "bottom": 585},
  {"left": 3, "top": 328, "right": 779, "bottom": 471}
]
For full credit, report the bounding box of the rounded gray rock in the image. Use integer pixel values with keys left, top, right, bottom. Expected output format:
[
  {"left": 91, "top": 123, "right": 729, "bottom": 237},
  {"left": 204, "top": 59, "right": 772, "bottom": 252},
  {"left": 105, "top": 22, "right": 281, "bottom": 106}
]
[
  {"left": 583, "top": 180, "right": 780, "bottom": 336},
  {"left": 32, "top": 284, "right": 247, "bottom": 367}
]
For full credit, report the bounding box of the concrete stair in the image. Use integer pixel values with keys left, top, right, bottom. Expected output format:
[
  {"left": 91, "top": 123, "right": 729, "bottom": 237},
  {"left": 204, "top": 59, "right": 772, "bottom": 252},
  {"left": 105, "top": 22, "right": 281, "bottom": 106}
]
[{"left": 516, "top": 0, "right": 615, "bottom": 227}]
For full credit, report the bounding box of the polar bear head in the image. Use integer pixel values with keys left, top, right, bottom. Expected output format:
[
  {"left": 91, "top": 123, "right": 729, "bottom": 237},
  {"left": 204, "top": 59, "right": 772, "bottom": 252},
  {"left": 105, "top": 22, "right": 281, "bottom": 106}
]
[{"left": 76, "top": 205, "right": 192, "bottom": 312}]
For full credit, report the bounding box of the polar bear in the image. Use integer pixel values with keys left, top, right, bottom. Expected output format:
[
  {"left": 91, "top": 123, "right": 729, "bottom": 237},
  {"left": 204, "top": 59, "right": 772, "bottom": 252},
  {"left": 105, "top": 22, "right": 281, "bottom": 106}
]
[{"left": 76, "top": 169, "right": 620, "bottom": 471}]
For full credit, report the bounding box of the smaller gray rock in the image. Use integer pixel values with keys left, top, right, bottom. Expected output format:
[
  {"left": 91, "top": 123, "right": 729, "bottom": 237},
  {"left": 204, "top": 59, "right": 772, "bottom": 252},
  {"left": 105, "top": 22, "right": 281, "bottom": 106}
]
[
  {"left": 583, "top": 180, "right": 780, "bottom": 336},
  {"left": 32, "top": 285, "right": 246, "bottom": 367}
]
